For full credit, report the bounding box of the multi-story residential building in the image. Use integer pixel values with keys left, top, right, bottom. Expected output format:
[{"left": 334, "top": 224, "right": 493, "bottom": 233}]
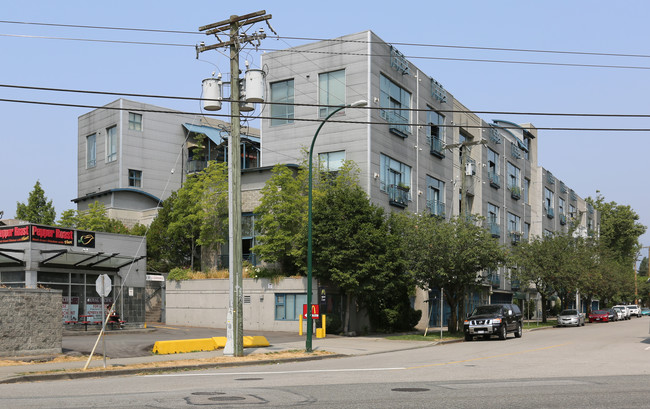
[
  {"left": 260, "top": 30, "right": 598, "bottom": 327},
  {"left": 74, "top": 30, "right": 599, "bottom": 330},
  {"left": 76, "top": 99, "right": 261, "bottom": 227}
]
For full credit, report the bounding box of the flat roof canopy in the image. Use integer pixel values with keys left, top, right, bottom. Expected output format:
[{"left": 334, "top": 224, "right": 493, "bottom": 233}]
[
  {"left": 0, "top": 248, "right": 25, "bottom": 267},
  {"left": 40, "top": 249, "right": 145, "bottom": 272}
]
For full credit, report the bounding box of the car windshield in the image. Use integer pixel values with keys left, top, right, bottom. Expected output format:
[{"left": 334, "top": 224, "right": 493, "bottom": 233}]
[
  {"left": 559, "top": 310, "right": 578, "bottom": 316},
  {"left": 471, "top": 305, "right": 502, "bottom": 315},
  {"left": 592, "top": 310, "right": 607, "bottom": 314}
]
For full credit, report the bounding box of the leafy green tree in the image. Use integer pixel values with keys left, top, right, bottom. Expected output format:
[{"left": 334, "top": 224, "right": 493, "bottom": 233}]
[
  {"left": 252, "top": 164, "right": 307, "bottom": 275},
  {"left": 56, "top": 201, "right": 129, "bottom": 234},
  {"left": 310, "top": 163, "right": 418, "bottom": 333},
  {"left": 402, "top": 214, "right": 506, "bottom": 332},
  {"left": 146, "top": 192, "right": 192, "bottom": 272},
  {"left": 16, "top": 181, "right": 56, "bottom": 225}
]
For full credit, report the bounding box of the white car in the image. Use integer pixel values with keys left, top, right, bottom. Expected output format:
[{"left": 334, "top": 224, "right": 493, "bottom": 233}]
[
  {"left": 627, "top": 305, "right": 642, "bottom": 317},
  {"left": 613, "top": 305, "right": 632, "bottom": 320},
  {"left": 612, "top": 307, "right": 625, "bottom": 321}
]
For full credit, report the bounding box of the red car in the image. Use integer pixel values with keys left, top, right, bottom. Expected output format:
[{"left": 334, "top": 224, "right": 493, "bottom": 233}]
[{"left": 588, "top": 310, "right": 610, "bottom": 323}]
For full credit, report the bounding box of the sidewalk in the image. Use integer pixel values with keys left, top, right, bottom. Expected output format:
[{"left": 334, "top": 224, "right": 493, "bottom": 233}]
[{"left": 0, "top": 326, "right": 440, "bottom": 384}]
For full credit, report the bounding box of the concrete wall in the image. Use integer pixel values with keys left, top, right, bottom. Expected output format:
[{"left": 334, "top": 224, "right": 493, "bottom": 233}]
[
  {"left": 0, "top": 288, "right": 62, "bottom": 357},
  {"left": 166, "top": 277, "right": 319, "bottom": 332}
]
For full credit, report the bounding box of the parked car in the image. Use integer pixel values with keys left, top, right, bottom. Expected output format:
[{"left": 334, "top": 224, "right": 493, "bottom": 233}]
[
  {"left": 463, "top": 304, "right": 523, "bottom": 341},
  {"left": 557, "top": 309, "right": 585, "bottom": 327},
  {"left": 607, "top": 309, "right": 617, "bottom": 321},
  {"left": 589, "top": 310, "right": 611, "bottom": 323},
  {"left": 613, "top": 305, "right": 631, "bottom": 320},
  {"left": 612, "top": 307, "right": 625, "bottom": 321},
  {"left": 641, "top": 307, "right": 650, "bottom": 317},
  {"left": 627, "top": 305, "right": 642, "bottom": 317}
]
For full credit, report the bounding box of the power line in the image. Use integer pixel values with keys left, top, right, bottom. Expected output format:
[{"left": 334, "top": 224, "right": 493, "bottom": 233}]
[
  {"left": 2, "top": 83, "right": 650, "bottom": 119},
  {"left": 3, "top": 97, "right": 650, "bottom": 132},
  {"left": 3, "top": 20, "right": 650, "bottom": 61}
]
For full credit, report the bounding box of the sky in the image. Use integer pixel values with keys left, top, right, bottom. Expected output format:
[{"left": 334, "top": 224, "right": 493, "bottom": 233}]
[{"left": 2, "top": 1, "right": 650, "bottom": 250}]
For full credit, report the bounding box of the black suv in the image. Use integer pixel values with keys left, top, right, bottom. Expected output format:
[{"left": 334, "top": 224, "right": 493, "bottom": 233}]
[{"left": 463, "top": 304, "right": 523, "bottom": 341}]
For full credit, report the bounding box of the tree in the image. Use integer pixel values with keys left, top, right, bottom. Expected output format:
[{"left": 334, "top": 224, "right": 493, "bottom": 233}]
[
  {"left": 146, "top": 192, "right": 193, "bottom": 272},
  {"left": 310, "top": 163, "right": 418, "bottom": 333},
  {"left": 402, "top": 214, "right": 506, "bottom": 332},
  {"left": 56, "top": 201, "right": 129, "bottom": 234},
  {"left": 252, "top": 164, "right": 308, "bottom": 274},
  {"left": 16, "top": 181, "right": 56, "bottom": 225}
]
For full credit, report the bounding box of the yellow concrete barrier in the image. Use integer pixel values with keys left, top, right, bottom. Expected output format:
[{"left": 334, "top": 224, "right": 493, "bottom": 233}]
[{"left": 152, "top": 336, "right": 269, "bottom": 354}]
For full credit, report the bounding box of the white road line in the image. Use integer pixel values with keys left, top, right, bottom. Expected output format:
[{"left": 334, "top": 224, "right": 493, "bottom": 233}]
[{"left": 145, "top": 367, "right": 406, "bottom": 378}]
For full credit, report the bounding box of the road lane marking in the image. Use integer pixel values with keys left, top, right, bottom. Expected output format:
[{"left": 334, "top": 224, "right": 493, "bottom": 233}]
[
  {"left": 146, "top": 367, "right": 406, "bottom": 378},
  {"left": 407, "top": 343, "right": 572, "bottom": 370}
]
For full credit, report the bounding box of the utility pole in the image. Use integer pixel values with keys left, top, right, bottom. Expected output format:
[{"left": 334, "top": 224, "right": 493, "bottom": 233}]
[{"left": 197, "top": 11, "right": 272, "bottom": 357}]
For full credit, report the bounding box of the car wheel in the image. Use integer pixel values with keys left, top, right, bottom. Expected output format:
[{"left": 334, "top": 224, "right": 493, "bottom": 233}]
[
  {"left": 498, "top": 325, "right": 507, "bottom": 340},
  {"left": 514, "top": 322, "right": 522, "bottom": 338},
  {"left": 465, "top": 333, "right": 472, "bottom": 341}
]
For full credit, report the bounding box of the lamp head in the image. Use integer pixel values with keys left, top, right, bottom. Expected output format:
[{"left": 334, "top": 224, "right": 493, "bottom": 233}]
[{"left": 350, "top": 100, "right": 368, "bottom": 107}]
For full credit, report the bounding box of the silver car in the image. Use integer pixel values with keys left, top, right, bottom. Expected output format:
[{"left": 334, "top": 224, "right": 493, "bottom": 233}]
[{"left": 557, "top": 309, "right": 585, "bottom": 327}]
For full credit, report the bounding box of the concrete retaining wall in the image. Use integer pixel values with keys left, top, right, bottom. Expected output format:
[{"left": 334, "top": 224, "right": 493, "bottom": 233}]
[
  {"left": 0, "top": 288, "right": 62, "bottom": 357},
  {"left": 165, "top": 277, "right": 313, "bottom": 332}
]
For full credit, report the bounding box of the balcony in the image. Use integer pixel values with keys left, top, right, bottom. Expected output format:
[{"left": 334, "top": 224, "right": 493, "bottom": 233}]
[
  {"left": 426, "top": 200, "right": 445, "bottom": 218},
  {"left": 509, "top": 185, "right": 521, "bottom": 200},
  {"left": 385, "top": 111, "right": 411, "bottom": 138},
  {"left": 510, "top": 279, "right": 521, "bottom": 290},
  {"left": 388, "top": 184, "right": 409, "bottom": 208},
  {"left": 186, "top": 160, "right": 208, "bottom": 174},
  {"left": 430, "top": 137, "right": 445, "bottom": 158},
  {"left": 509, "top": 231, "right": 522, "bottom": 245},
  {"left": 488, "top": 171, "right": 500, "bottom": 189},
  {"left": 546, "top": 206, "right": 555, "bottom": 219},
  {"left": 559, "top": 214, "right": 567, "bottom": 225},
  {"left": 489, "top": 222, "right": 501, "bottom": 238}
]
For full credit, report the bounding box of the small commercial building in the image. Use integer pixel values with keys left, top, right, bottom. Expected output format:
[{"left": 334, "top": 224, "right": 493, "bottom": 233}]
[{"left": 0, "top": 222, "right": 147, "bottom": 325}]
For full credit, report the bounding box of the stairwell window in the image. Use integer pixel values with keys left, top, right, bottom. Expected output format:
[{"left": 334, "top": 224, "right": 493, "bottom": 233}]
[
  {"left": 128, "top": 169, "right": 142, "bottom": 188},
  {"left": 318, "top": 69, "right": 345, "bottom": 117},
  {"left": 270, "top": 79, "right": 294, "bottom": 126},
  {"left": 86, "top": 133, "right": 96, "bottom": 168},
  {"left": 106, "top": 125, "right": 117, "bottom": 163},
  {"left": 128, "top": 112, "right": 142, "bottom": 131}
]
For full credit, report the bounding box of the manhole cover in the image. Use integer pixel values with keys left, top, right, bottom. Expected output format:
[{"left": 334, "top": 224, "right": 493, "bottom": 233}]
[{"left": 391, "top": 388, "right": 430, "bottom": 393}]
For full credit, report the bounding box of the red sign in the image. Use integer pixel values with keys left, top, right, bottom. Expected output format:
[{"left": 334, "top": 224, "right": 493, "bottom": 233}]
[
  {"left": 302, "top": 304, "right": 320, "bottom": 319},
  {"left": 0, "top": 225, "right": 30, "bottom": 243},
  {"left": 31, "top": 225, "right": 74, "bottom": 245}
]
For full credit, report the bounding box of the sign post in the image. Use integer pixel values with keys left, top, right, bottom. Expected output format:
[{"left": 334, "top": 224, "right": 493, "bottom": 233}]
[{"left": 96, "top": 274, "right": 111, "bottom": 368}]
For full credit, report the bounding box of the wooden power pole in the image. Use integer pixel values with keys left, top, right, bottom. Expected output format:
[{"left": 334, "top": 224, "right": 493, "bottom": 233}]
[{"left": 197, "top": 11, "right": 271, "bottom": 357}]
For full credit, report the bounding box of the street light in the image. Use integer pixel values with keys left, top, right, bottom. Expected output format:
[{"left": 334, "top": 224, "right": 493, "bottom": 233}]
[{"left": 306, "top": 99, "right": 367, "bottom": 352}]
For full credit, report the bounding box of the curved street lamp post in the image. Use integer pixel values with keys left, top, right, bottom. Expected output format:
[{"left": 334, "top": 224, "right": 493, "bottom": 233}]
[{"left": 306, "top": 100, "right": 367, "bottom": 352}]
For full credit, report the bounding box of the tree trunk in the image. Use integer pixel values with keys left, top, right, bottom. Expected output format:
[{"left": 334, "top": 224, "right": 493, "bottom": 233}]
[
  {"left": 446, "top": 293, "right": 459, "bottom": 333},
  {"left": 343, "top": 293, "right": 351, "bottom": 334}
]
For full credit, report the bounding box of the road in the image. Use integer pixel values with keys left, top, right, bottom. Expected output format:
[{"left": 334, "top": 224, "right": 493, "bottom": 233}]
[{"left": 3, "top": 317, "right": 650, "bottom": 408}]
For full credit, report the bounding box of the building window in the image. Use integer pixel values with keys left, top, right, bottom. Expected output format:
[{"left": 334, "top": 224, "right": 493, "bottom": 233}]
[
  {"left": 128, "top": 112, "right": 142, "bottom": 131},
  {"left": 319, "top": 151, "right": 345, "bottom": 172},
  {"left": 524, "top": 178, "right": 530, "bottom": 204},
  {"left": 508, "top": 212, "right": 521, "bottom": 233},
  {"left": 380, "top": 154, "right": 411, "bottom": 208},
  {"left": 380, "top": 74, "right": 411, "bottom": 137},
  {"left": 426, "top": 175, "right": 445, "bottom": 217},
  {"left": 507, "top": 162, "right": 521, "bottom": 199},
  {"left": 242, "top": 213, "right": 258, "bottom": 266},
  {"left": 128, "top": 169, "right": 142, "bottom": 188},
  {"left": 544, "top": 188, "right": 554, "bottom": 218},
  {"left": 524, "top": 222, "right": 530, "bottom": 240},
  {"left": 270, "top": 79, "right": 294, "bottom": 126},
  {"left": 487, "top": 149, "right": 500, "bottom": 188},
  {"left": 86, "top": 133, "right": 96, "bottom": 168},
  {"left": 106, "top": 125, "right": 117, "bottom": 163},
  {"left": 427, "top": 109, "right": 445, "bottom": 157},
  {"left": 569, "top": 203, "right": 577, "bottom": 219},
  {"left": 488, "top": 203, "right": 500, "bottom": 237},
  {"left": 275, "top": 293, "right": 307, "bottom": 321},
  {"left": 319, "top": 69, "right": 345, "bottom": 117}
]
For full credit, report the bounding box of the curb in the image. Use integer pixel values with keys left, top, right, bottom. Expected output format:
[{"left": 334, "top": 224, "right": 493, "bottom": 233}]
[{"left": 0, "top": 353, "right": 347, "bottom": 384}]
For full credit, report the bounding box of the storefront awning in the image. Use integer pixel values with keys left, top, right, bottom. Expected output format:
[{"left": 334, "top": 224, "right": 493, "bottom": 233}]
[
  {"left": 39, "top": 249, "right": 145, "bottom": 272},
  {"left": 0, "top": 248, "right": 25, "bottom": 267}
]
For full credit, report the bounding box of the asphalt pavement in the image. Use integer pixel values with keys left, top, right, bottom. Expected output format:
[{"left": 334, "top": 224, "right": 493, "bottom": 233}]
[{"left": 0, "top": 324, "right": 441, "bottom": 384}]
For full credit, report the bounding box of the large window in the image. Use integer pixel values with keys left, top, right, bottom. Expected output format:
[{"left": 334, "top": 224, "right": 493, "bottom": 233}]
[
  {"left": 275, "top": 293, "right": 307, "bottom": 321},
  {"left": 319, "top": 151, "right": 345, "bottom": 172},
  {"left": 488, "top": 203, "right": 500, "bottom": 237},
  {"left": 427, "top": 109, "right": 445, "bottom": 156},
  {"left": 128, "top": 169, "right": 142, "bottom": 188},
  {"left": 487, "top": 148, "right": 499, "bottom": 187},
  {"left": 86, "top": 133, "right": 96, "bottom": 168},
  {"left": 380, "top": 154, "right": 411, "bottom": 191},
  {"left": 128, "top": 112, "right": 142, "bottom": 131},
  {"left": 106, "top": 125, "right": 117, "bottom": 163},
  {"left": 426, "top": 175, "right": 445, "bottom": 217},
  {"left": 270, "top": 79, "right": 294, "bottom": 126},
  {"left": 507, "top": 212, "right": 521, "bottom": 233},
  {"left": 318, "top": 69, "right": 345, "bottom": 117},
  {"left": 544, "top": 188, "right": 555, "bottom": 218},
  {"left": 380, "top": 74, "right": 411, "bottom": 137}
]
